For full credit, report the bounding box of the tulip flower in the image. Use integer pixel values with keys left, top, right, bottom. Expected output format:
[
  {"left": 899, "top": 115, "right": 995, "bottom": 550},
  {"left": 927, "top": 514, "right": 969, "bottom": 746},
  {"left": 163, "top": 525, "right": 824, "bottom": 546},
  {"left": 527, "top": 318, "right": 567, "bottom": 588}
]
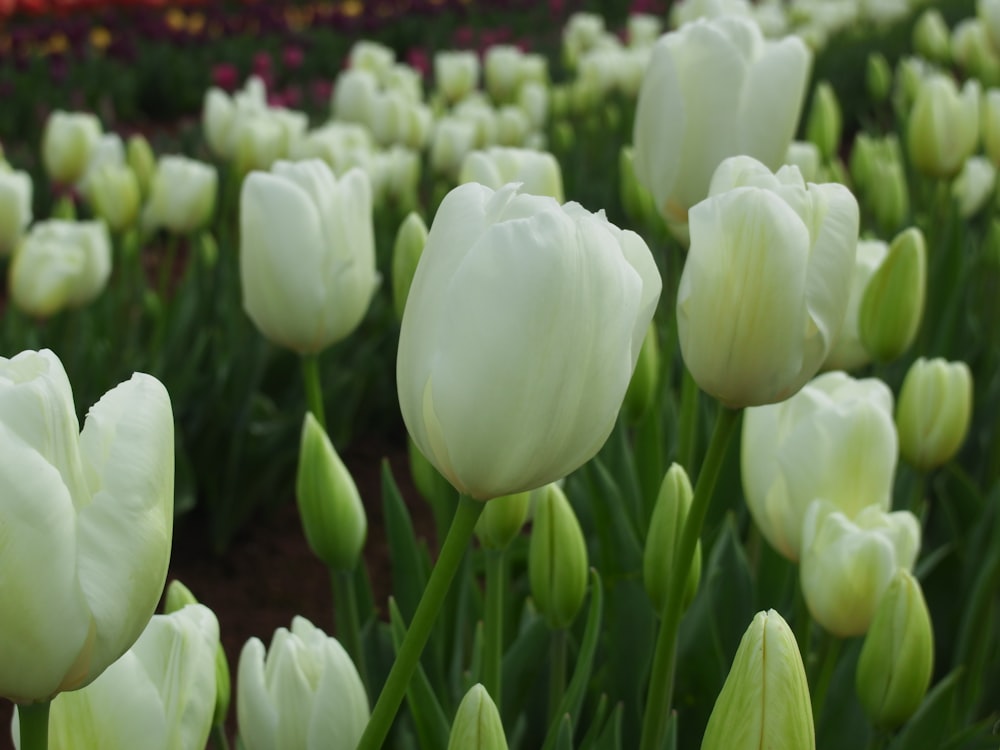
[
  {"left": 142, "top": 156, "right": 218, "bottom": 235},
  {"left": 448, "top": 684, "right": 509, "bottom": 750},
  {"left": 913, "top": 9, "right": 952, "bottom": 64},
  {"left": 127, "top": 134, "right": 156, "bottom": 199},
  {"left": 397, "top": 182, "right": 661, "bottom": 500},
  {"left": 855, "top": 569, "right": 934, "bottom": 729},
  {"left": 529, "top": 483, "right": 589, "bottom": 629},
  {"left": 9, "top": 220, "right": 112, "bottom": 318},
  {"left": 823, "top": 239, "right": 889, "bottom": 372},
  {"left": 633, "top": 16, "right": 811, "bottom": 225},
  {"left": 896, "top": 358, "right": 973, "bottom": 471},
  {"left": 677, "top": 156, "right": 859, "bottom": 408},
  {"left": 459, "top": 147, "right": 564, "bottom": 202},
  {"left": 806, "top": 81, "right": 842, "bottom": 161},
  {"left": 41, "top": 111, "right": 102, "bottom": 185},
  {"left": 88, "top": 163, "right": 141, "bottom": 234},
  {"left": 907, "top": 74, "right": 979, "bottom": 180},
  {"left": 391, "top": 211, "right": 428, "bottom": 319},
  {"left": 237, "top": 616, "right": 369, "bottom": 750},
  {"left": 0, "top": 349, "right": 173, "bottom": 703},
  {"left": 742, "top": 371, "right": 897, "bottom": 561},
  {"left": 0, "top": 166, "right": 32, "bottom": 255},
  {"left": 952, "top": 155, "right": 997, "bottom": 218},
  {"left": 800, "top": 501, "right": 920, "bottom": 637},
  {"left": 240, "top": 159, "right": 378, "bottom": 354},
  {"left": 14, "top": 604, "right": 219, "bottom": 750},
  {"left": 434, "top": 50, "right": 480, "bottom": 103},
  {"left": 701, "top": 609, "right": 814, "bottom": 750},
  {"left": 202, "top": 76, "right": 268, "bottom": 160}
]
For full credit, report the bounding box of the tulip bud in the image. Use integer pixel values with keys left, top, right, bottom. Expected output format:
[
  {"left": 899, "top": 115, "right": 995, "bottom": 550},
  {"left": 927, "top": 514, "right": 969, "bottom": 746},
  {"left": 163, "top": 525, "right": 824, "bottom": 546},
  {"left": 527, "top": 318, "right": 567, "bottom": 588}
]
[
  {"left": 784, "top": 141, "right": 822, "bottom": 183},
  {"left": 800, "top": 501, "right": 920, "bottom": 637},
  {"left": 855, "top": 569, "right": 933, "bottom": 730},
  {"left": 435, "top": 50, "right": 480, "bottom": 104},
  {"left": 907, "top": 75, "right": 980, "bottom": 180},
  {"left": 0, "top": 167, "right": 31, "bottom": 256},
  {"left": 824, "top": 240, "right": 889, "bottom": 372},
  {"left": 866, "top": 53, "right": 892, "bottom": 103},
  {"left": 896, "top": 357, "right": 973, "bottom": 471},
  {"left": 913, "top": 9, "right": 952, "bottom": 65},
  {"left": 952, "top": 155, "right": 997, "bottom": 218},
  {"left": 391, "top": 212, "right": 428, "bottom": 320},
  {"left": 127, "top": 134, "right": 156, "bottom": 199},
  {"left": 806, "top": 81, "right": 842, "bottom": 162},
  {"left": 869, "top": 161, "right": 910, "bottom": 236},
  {"left": 144, "top": 155, "right": 218, "bottom": 236},
  {"left": 619, "top": 145, "right": 660, "bottom": 228},
  {"left": 475, "top": 491, "right": 531, "bottom": 551},
  {"left": 644, "top": 464, "right": 701, "bottom": 614},
  {"left": 430, "top": 117, "right": 478, "bottom": 178},
  {"left": 623, "top": 321, "right": 660, "bottom": 424},
  {"left": 296, "top": 413, "right": 367, "bottom": 571},
  {"left": 529, "top": 484, "right": 589, "bottom": 629},
  {"left": 700, "top": 609, "right": 814, "bottom": 750},
  {"left": 42, "top": 110, "right": 102, "bottom": 185},
  {"left": 459, "top": 147, "right": 564, "bottom": 202},
  {"left": 859, "top": 227, "right": 926, "bottom": 363},
  {"left": 164, "top": 579, "right": 198, "bottom": 613},
  {"left": 90, "top": 162, "right": 141, "bottom": 234},
  {"left": 448, "top": 684, "right": 508, "bottom": 750}
]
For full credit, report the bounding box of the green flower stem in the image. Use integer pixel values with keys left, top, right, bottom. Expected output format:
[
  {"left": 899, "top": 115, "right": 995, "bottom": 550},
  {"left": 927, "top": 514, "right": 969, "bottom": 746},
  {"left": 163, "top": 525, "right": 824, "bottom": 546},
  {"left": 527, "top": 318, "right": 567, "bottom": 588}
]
[
  {"left": 300, "top": 354, "right": 326, "bottom": 430},
  {"left": 639, "top": 403, "right": 741, "bottom": 750},
  {"left": 17, "top": 701, "right": 50, "bottom": 750},
  {"left": 210, "top": 722, "right": 231, "bottom": 750},
  {"left": 482, "top": 549, "right": 506, "bottom": 704},
  {"left": 677, "top": 366, "right": 700, "bottom": 474},
  {"left": 356, "top": 494, "right": 485, "bottom": 750},
  {"left": 333, "top": 567, "right": 369, "bottom": 695},
  {"left": 810, "top": 630, "right": 842, "bottom": 724},
  {"left": 548, "top": 628, "right": 568, "bottom": 724}
]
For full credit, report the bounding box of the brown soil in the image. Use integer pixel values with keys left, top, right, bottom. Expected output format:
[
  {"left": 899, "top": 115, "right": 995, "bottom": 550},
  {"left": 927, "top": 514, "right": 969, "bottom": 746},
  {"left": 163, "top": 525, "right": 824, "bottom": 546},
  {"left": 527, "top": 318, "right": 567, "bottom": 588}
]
[{"left": 1, "top": 433, "right": 436, "bottom": 748}]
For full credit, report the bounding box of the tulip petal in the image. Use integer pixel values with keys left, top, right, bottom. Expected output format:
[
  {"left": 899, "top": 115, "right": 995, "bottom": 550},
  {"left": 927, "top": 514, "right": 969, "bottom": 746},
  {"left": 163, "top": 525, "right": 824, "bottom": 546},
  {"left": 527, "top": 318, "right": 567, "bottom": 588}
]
[{"left": 237, "top": 639, "right": 279, "bottom": 750}]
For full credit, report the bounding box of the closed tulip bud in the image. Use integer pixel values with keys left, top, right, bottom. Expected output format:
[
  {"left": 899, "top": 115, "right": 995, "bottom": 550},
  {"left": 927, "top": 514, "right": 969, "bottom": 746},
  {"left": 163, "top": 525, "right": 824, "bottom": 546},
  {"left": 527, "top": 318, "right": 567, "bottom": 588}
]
[
  {"left": 980, "top": 0, "right": 1000, "bottom": 55},
  {"left": 237, "top": 617, "right": 369, "bottom": 750},
  {"left": 952, "top": 155, "right": 997, "bottom": 218},
  {"left": 392, "top": 211, "right": 428, "bottom": 320},
  {"left": 397, "top": 183, "right": 660, "bottom": 500},
  {"left": 633, "top": 16, "right": 811, "bottom": 225},
  {"left": 143, "top": 156, "right": 217, "bottom": 235},
  {"left": 743, "top": 372, "right": 897, "bottom": 561},
  {"left": 623, "top": 321, "right": 660, "bottom": 423},
  {"left": 644, "top": 464, "right": 701, "bottom": 613},
  {"left": 42, "top": 110, "right": 102, "bottom": 185},
  {"left": 10, "top": 220, "right": 112, "bottom": 318},
  {"left": 619, "top": 145, "right": 659, "bottom": 227},
  {"left": 0, "top": 167, "right": 31, "bottom": 255},
  {"left": 240, "top": 160, "right": 378, "bottom": 354},
  {"left": 127, "top": 134, "right": 156, "bottom": 198},
  {"left": 0, "top": 349, "right": 173, "bottom": 702},
  {"left": 89, "top": 162, "right": 141, "bottom": 233},
  {"left": 907, "top": 75, "right": 980, "bottom": 180},
  {"left": 859, "top": 227, "right": 926, "bottom": 364},
  {"left": 866, "top": 53, "right": 892, "bottom": 103},
  {"left": 529, "top": 484, "right": 589, "bottom": 629},
  {"left": 518, "top": 81, "right": 549, "bottom": 132},
  {"left": 800, "top": 501, "right": 920, "bottom": 637},
  {"left": 484, "top": 45, "right": 525, "bottom": 104},
  {"left": 435, "top": 50, "right": 479, "bottom": 104},
  {"left": 678, "top": 156, "right": 859, "bottom": 408},
  {"left": 913, "top": 9, "right": 952, "bottom": 65},
  {"left": 430, "top": 117, "right": 478, "bottom": 178},
  {"left": 700, "top": 609, "right": 814, "bottom": 750},
  {"left": 349, "top": 40, "right": 395, "bottom": 76},
  {"left": 234, "top": 117, "right": 286, "bottom": 176},
  {"left": 448, "top": 684, "right": 508, "bottom": 750},
  {"left": 459, "top": 147, "right": 564, "bottom": 202},
  {"left": 806, "top": 81, "right": 842, "bottom": 161},
  {"left": 296, "top": 413, "right": 367, "bottom": 571},
  {"left": 476, "top": 491, "right": 531, "bottom": 551},
  {"left": 824, "top": 240, "right": 889, "bottom": 372},
  {"left": 784, "top": 141, "right": 821, "bottom": 183},
  {"left": 164, "top": 580, "right": 198, "bottom": 613},
  {"left": 15, "top": 604, "right": 219, "bottom": 750},
  {"left": 856, "top": 569, "right": 934, "bottom": 730},
  {"left": 870, "top": 161, "right": 910, "bottom": 235},
  {"left": 896, "top": 358, "right": 973, "bottom": 471}
]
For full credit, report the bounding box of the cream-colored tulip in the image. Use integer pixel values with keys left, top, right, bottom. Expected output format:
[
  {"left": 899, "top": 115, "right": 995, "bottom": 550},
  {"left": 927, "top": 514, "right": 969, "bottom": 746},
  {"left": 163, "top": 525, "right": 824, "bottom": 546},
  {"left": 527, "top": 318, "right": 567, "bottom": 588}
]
[
  {"left": 143, "top": 156, "right": 217, "bottom": 235},
  {"left": 240, "top": 160, "right": 378, "bottom": 354},
  {"left": 677, "top": 156, "right": 859, "bottom": 407},
  {"left": 0, "top": 349, "right": 173, "bottom": 702},
  {"left": 397, "top": 182, "right": 661, "bottom": 500},
  {"left": 41, "top": 111, "right": 102, "bottom": 185},
  {"left": 0, "top": 167, "right": 32, "bottom": 255},
  {"left": 742, "top": 371, "right": 897, "bottom": 561},
  {"left": 459, "top": 147, "right": 564, "bottom": 201}
]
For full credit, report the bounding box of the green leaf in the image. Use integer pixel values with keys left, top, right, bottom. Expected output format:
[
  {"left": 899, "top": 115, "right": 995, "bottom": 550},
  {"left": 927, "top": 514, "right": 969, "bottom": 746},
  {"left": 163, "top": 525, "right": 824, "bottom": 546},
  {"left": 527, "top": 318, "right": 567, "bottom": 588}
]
[
  {"left": 890, "top": 669, "right": 964, "bottom": 750},
  {"left": 381, "top": 459, "right": 428, "bottom": 623},
  {"left": 501, "top": 614, "right": 550, "bottom": 723},
  {"left": 555, "top": 714, "right": 575, "bottom": 750}
]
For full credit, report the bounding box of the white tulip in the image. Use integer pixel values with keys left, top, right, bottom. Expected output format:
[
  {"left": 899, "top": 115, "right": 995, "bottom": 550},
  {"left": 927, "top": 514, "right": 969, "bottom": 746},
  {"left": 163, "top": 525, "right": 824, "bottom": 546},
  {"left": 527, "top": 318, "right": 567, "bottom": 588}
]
[
  {"left": 435, "top": 50, "right": 480, "bottom": 103},
  {"left": 397, "top": 182, "right": 661, "bottom": 500},
  {"left": 0, "top": 349, "right": 173, "bottom": 702},
  {"left": 143, "top": 155, "right": 217, "bottom": 235},
  {"left": 823, "top": 239, "right": 890, "bottom": 372},
  {"left": 0, "top": 167, "right": 32, "bottom": 255},
  {"left": 459, "top": 147, "right": 564, "bottom": 201},
  {"left": 41, "top": 111, "right": 102, "bottom": 185}
]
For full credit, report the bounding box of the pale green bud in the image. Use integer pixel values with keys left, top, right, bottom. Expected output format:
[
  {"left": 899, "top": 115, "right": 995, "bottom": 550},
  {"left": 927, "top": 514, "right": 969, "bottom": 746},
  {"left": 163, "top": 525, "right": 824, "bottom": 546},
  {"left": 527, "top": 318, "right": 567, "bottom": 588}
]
[
  {"left": 127, "top": 134, "right": 156, "bottom": 199},
  {"left": 475, "top": 491, "right": 531, "bottom": 550},
  {"left": 619, "top": 145, "right": 657, "bottom": 227},
  {"left": 164, "top": 579, "right": 198, "bottom": 613},
  {"left": 785, "top": 141, "right": 822, "bottom": 183},
  {"left": 447, "top": 684, "right": 508, "bottom": 750},
  {"left": 90, "top": 162, "right": 141, "bottom": 234},
  {"left": 859, "top": 227, "right": 926, "bottom": 363},
  {"left": 855, "top": 569, "right": 933, "bottom": 730},
  {"left": 700, "top": 609, "right": 815, "bottom": 750},
  {"left": 806, "top": 81, "right": 842, "bottom": 161},
  {"left": 869, "top": 161, "right": 909, "bottom": 236},
  {"left": 296, "top": 412, "right": 368, "bottom": 571},
  {"left": 529, "top": 483, "right": 588, "bottom": 630},
  {"left": 623, "top": 321, "right": 660, "bottom": 424},
  {"left": 907, "top": 75, "right": 980, "bottom": 180},
  {"left": 391, "top": 211, "right": 428, "bottom": 320},
  {"left": 866, "top": 53, "right": 892, "bottom": 104},
  {"left": 913, "top": 9, "right": 952, "bottom": 65},
  {"left": 849, "top": 134, "right": 877, "bottom": 193},
  {"left": 896, "top": 357, "right": 973, "bottom": 471},
  {"left": 643, "top": 463, "right": 701, "bottom": 614}
]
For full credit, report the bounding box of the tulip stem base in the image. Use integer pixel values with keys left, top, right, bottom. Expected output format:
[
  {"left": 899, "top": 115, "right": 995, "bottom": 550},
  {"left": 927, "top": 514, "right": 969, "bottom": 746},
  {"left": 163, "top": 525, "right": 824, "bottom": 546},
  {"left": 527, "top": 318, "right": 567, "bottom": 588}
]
[
  {"left": 334, "top": 567, "right": 369, "bottom": 695},
  {"left": 301, "top": 354, "right": 327, "bottom": 430},
  {"left": 483, "top": 549, "right": 506, "bottom": 704},
  {"left": 548, "top": 628, "right": 568, "bottom": 724},
  {"left": 17, "top": 701, "right": 50, "bottom": 750},
  {"left": 356, "top": 494, "right": 484, "bottom": 750},
  {"left": 639, "top": 404, "right": 741, "bottom": 750}
]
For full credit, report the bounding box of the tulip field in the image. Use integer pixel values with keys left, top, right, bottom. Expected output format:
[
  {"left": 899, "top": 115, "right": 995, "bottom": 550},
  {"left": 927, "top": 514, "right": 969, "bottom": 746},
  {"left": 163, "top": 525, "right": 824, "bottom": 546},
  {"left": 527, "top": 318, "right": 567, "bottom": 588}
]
[{"left": 5, "top": 0, "right": 1000, "bottom": 748}]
